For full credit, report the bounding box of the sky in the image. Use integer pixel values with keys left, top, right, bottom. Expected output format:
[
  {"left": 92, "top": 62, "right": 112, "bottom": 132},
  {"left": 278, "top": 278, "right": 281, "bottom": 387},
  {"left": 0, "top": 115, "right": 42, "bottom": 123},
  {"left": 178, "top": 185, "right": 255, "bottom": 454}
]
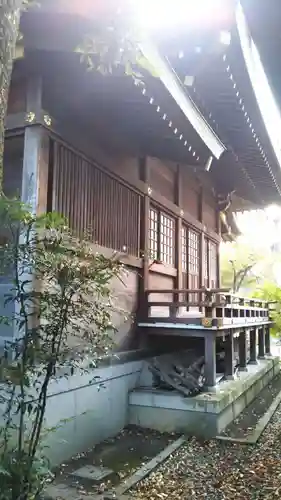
[{"left": 236, "top": 205, "right": 281, "bottom": 250}]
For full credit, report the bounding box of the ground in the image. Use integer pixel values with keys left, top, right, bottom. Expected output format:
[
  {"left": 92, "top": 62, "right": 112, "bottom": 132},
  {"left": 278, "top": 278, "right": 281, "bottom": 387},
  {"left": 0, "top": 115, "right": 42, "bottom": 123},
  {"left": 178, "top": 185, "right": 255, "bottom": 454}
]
[{"left": 130, "top": 404, "right": 281, "bottom": 500}]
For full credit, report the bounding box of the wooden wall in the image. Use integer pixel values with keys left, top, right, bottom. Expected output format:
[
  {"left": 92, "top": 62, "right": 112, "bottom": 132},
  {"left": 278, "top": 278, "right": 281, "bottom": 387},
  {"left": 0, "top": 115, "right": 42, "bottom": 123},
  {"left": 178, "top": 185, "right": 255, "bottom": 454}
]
[
  {"left": 4, "top": 71, "right": 221, "bottom": 350},
  {"left": 3, "top": 136, "right": 24, "bottom": 197},
  {"left": 48, "top": 135, "right": 220, "bottom": 299}
]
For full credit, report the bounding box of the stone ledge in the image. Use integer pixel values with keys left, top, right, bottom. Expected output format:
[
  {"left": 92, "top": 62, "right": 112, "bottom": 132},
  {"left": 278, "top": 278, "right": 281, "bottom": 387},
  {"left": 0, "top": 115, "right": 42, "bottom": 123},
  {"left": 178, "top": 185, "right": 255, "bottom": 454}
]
[
  {"left": 130, "top": 357, "right": 280, "bottom": 415},
  {"left": 216, "top": 386, "right": 281, "bottom": 444},
  {"left": 129, "top": 358, "right": 280, "bottom": 437}
]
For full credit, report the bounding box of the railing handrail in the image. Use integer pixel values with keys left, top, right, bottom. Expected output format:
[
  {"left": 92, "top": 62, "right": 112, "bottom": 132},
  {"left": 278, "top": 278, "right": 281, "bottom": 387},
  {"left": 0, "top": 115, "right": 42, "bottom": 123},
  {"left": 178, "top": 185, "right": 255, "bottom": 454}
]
[
  {"left": 145, "top": 288, "right": 268, "bottom": 306},
  {"left": 145, "top": 288, "right": 230, "bottom": 295}
]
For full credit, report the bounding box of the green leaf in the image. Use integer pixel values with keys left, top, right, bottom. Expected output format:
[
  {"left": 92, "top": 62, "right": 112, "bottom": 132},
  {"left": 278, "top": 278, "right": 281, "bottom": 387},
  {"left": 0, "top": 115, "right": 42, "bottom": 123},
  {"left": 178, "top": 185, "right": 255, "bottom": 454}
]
[{"left": 0, "top": 465, "right": 11, "bottom": 476}]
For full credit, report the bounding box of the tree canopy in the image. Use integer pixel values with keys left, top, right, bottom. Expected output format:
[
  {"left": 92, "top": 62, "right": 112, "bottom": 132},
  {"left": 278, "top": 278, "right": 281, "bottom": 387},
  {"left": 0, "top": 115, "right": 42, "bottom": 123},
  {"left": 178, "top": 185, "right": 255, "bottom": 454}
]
[{"left": 220, "top": 237, "right": 280, "bottom": 294}]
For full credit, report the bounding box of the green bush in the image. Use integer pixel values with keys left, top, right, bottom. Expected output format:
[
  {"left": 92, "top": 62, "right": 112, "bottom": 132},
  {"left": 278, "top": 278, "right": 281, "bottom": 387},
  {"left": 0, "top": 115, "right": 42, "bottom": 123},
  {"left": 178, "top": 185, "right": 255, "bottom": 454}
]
[
  {"left": 0, "top": 197, "right": 123, "bottom": 500},
  {"left": 253, "top": 281, "right": 281, "bottom": 337}
]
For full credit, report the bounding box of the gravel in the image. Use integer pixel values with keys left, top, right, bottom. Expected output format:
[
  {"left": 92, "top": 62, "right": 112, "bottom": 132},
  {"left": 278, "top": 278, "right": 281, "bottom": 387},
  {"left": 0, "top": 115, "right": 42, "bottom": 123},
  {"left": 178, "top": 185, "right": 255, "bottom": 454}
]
[{"left": 130, "top": 403, "right": 281, "bottom": 499}]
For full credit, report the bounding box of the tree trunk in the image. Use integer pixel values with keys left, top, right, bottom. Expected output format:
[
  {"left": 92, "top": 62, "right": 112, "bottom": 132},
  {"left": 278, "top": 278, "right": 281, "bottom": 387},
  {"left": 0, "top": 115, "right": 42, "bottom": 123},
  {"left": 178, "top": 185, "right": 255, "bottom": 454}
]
[{"left": 0, "top": 0, "right": 22, "bottom": 190}]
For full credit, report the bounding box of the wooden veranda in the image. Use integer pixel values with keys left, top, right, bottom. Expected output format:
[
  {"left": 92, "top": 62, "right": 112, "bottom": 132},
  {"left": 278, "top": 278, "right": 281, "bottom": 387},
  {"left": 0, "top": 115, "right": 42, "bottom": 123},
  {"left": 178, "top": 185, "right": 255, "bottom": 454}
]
[{"left": 139, "top": 288, "right": 273, "bottom": 387}]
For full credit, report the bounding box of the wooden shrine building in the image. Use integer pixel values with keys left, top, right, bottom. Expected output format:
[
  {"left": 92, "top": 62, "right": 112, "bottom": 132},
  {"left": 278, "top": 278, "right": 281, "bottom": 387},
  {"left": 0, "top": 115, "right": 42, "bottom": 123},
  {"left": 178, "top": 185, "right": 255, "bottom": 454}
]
[{"left": 1, "top": 0, "right": 280, "bottom": 398}]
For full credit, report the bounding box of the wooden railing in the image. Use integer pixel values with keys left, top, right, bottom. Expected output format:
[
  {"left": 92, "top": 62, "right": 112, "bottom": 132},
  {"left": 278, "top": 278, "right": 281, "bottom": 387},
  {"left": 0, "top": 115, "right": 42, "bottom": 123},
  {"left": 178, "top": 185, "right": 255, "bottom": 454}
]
[{"left": 143, "top": 288, "right": 271, "bottom": 327}]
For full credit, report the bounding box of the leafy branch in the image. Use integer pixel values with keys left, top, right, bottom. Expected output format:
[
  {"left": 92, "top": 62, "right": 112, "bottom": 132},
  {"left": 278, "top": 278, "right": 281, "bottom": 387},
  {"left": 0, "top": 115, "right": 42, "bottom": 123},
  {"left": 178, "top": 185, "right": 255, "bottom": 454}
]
[{"left": 0, "top": 197, "right": 124, "bottom": 499}]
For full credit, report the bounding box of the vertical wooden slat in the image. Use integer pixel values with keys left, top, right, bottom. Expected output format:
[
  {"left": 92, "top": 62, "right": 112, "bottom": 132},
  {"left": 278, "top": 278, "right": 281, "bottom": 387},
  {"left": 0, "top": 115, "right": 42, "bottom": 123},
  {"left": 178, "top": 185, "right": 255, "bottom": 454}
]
[
  {"left": 56, "top": 145, "right": 62, "bottom": 214},
  {"left": 51, "top": 140, "right": 141, "bottom": 256},
  {"left": 37, "top": 131, "right": 50, "bottom": 215}
]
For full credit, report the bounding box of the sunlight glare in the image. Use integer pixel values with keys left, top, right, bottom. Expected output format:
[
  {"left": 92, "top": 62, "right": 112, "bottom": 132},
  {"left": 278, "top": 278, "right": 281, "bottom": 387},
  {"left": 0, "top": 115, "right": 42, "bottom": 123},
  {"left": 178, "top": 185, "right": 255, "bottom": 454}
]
[{"left": 132, "top": 0, "right": 230, "bottom": 31}]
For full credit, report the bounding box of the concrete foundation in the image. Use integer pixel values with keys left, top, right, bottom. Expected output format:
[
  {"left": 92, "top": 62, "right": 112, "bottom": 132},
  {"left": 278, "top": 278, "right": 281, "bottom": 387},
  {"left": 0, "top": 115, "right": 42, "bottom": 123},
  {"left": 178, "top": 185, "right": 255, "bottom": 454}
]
[{"left": 129, "top": 357, "right": 280, "bottom": 438}]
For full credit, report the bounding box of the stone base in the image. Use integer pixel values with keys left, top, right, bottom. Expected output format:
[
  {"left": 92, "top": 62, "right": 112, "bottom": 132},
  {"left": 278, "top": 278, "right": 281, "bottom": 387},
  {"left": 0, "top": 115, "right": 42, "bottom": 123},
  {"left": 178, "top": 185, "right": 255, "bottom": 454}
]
[{"left": 129, "top": 357, "right": 280, "bottom": 438}]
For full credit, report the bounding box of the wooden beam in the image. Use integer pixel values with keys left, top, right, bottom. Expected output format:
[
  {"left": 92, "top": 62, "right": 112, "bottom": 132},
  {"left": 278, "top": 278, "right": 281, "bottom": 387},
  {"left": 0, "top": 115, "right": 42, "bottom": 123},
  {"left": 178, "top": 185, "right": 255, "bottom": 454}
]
[
  {"left": 138, "top": 157, "right": 150, "bottom": 322},
  {"left": 225, "top": 332, "right": 235, "bottom": 379},
  {"left": 174, "top": 164, "right": 183, "bottom": 307},
  {"left": 258, "top": 326, "right": 265, "bottom": 359},
  {"left": 26, "top": 75, "right": 43, "bottom": 115},
  {"left": 238, "top": 329, "right": 248, "bottom": 371},
  {"left": 139, "top": 38, "right": 226, "bottom": 160},
  {"left": 204, "top": 333, "right": 217, "bottom": 388},
  {"left": 21, "top": 75, "right": 46, "bottom": 212},
  {"left": 249, "top": 328, "right": 258, "bottom": 364},
  {"left": 265, "top": 326, "right": 271, "bottom": 355},
  {"left": 199, "top": 188, "right": 205, "bottom": 290}
]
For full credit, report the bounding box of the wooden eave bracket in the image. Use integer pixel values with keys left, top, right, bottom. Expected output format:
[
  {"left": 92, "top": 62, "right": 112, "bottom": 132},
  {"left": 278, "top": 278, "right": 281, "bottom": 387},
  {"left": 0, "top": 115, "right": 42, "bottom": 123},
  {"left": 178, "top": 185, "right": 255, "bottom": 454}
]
[
  {"left": 220, "top": 211, "right": 240, "bottom": 242},
  {"left": 139, "top": 38, "right": 226, "bottom": 160}
]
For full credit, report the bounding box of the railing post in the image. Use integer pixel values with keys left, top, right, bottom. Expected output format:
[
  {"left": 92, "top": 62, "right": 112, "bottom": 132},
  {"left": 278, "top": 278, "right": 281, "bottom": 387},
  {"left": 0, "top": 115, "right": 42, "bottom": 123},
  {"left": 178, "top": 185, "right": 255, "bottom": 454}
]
[
  {"left": 249, "top": 328, "right": 258, "bottom": 364},
  {"left": 204, "top": 333, "right": 217, "bottom": 389},
  {"left": 225, "top": 332, "right": 235, "bottom": 379},
  {"left": 258, "top": 326, "right": 265, "bottom": 359},
  {"left": 238, "top": 329, "right": 248, "bottom": 371},
  {"left": 265, "top": 326, "right": 271, "bottom": 356}
]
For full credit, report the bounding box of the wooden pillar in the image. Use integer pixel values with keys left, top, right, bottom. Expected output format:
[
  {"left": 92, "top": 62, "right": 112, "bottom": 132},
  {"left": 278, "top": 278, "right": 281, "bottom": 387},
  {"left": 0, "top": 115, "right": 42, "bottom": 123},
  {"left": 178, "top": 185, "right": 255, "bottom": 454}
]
[
  {"left": 174, "top": 164, "right": 182, "bottom": 316},
  {"left": 138, "top": 157, "right": 150, "bottom": 322},
  {"left": 265, "top": 326, "right": 271, "bottom": 355},
  {"left": 22, "top": 127, "right": 49, "bottom": 213},
  {"left": 249, "top": 328, "right": 258, "bottom": 364},
  {"left": 199, "top": 187, "right": 205, "bottom": 309},
  {"left": 225, "top": 332, "right": 235, "bottom": 379},
  {"left": 216, "top": 201, "right": 221, "bottom": 287},
  {"left": 258, "top": 326, "right": 265, "bottom": 359},
  {"left": 204, "top": 333, "right": 216, "bottom": 388},
  {"left": 26, "top": 74, "right": 43, "bottom": 116},
  {"left": 16, "top": 76, "right": 49, "bottom": 343},
  {"left": 22, "top": 75, "right": 48, "bottom": 213},
  {"left": 238, "top": 329, "right": 248, "bottom": 371}
]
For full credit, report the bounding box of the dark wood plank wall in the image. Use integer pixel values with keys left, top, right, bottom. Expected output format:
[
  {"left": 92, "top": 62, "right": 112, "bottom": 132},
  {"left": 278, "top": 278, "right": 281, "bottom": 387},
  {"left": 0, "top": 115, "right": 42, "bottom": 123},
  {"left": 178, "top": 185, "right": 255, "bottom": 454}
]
[
  {"left": 149, "top": 158, "right": 176, "bottom": 203},
  {"left": 7, "top": 78, "right": 26, "bottom": 115},
  {"left": 51, "top": 141, "right": 141, "bottom": 257},
  {"left": 3, "top": 136, "right": 24, "bottom": 197},
  {"left": 5, "top": 76, "right": 220, "bottom": 300},
  {"left": 203, "top": 192, "right": 217, "bottom": 232},
  {"left": 48, "top": 137, "right": 220, "bottom": 297}
]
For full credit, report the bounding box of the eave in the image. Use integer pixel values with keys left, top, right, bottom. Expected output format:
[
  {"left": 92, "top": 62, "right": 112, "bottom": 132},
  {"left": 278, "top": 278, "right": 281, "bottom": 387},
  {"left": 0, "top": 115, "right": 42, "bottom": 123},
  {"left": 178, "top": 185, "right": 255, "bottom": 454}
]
[
  {"left": 163, "top": 34, "right": 281, "bottom": 208},
  {"left": 236, "top": 2, "right": 281, "bottom": 191},
  {"left": 19, "top": 9, "right": 223, "bottom": 169},
  {"left": 22, "top": 3, "right": 226, "bottom": 162},
  {"left": 139, "top": 38, "right": 226, "bottom": 160}
]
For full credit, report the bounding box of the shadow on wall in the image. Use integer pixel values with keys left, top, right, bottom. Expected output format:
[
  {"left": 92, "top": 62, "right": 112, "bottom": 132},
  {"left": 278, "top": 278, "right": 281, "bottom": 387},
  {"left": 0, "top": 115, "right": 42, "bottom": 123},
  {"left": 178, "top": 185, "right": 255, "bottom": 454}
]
[
  {"left": 65, "top": 266, "right": 139, "bottom": 354},
  {"left": 42, "top": 360, "right": 143, "bottom": 466},
  {"left": 111, "top": 267, "right": 139, "bottom": 351}
]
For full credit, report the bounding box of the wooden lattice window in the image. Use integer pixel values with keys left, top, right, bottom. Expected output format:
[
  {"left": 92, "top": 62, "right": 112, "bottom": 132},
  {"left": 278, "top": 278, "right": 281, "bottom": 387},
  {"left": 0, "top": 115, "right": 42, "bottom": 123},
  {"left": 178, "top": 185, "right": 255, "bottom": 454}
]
[
  {"left": 149, "top": 207, "right": 158, "bottom": 260},
  {"left": 148, "top": 206, "right": 175, "bottom": 265},
  {"left": 204, "top": 238, "right": 209, "bottom": 287},
  {"left": 181, "top": 226, "right": 187, "bottom": 272},
  {"left": 188, "top": 229, "right": 199, "bottom": 301},
  {"left": 204, "top": 238, "right": 218, "bottom": 288},
  {"left": 188, "top": 229, "right": 199, "bottom": 275},
  {"left": 160, "top": 212, "right": 175, "bottom": 265},
  {"left": 209, "top": 241, "right": 218, "bottom": 288}
]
